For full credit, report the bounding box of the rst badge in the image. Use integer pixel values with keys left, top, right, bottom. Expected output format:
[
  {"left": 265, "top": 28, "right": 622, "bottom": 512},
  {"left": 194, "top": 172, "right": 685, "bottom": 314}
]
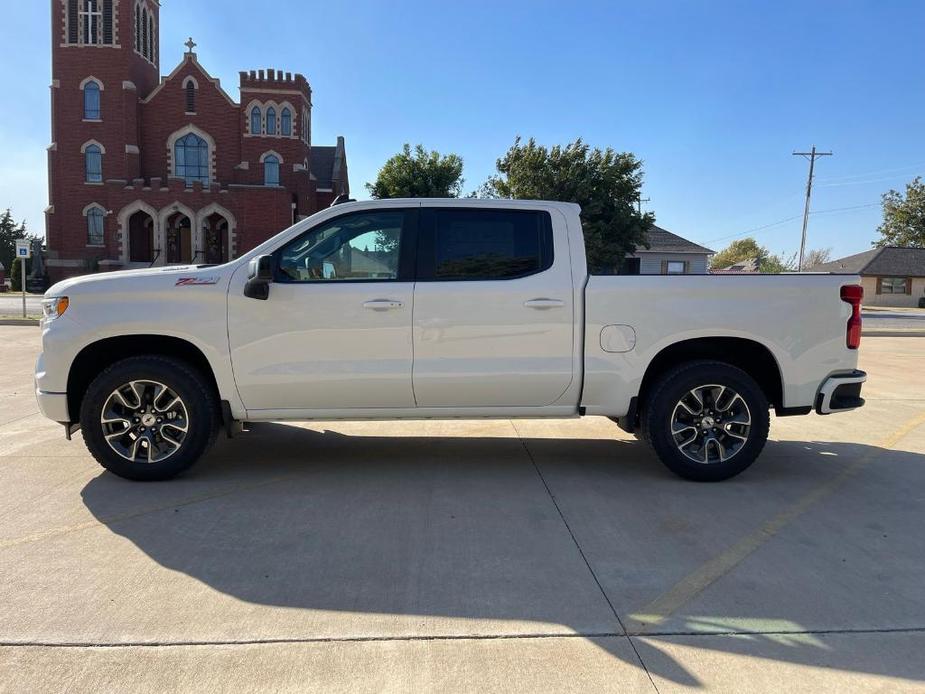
[{"left": 175, "top": 276, "right": 220, "bottom": 286}]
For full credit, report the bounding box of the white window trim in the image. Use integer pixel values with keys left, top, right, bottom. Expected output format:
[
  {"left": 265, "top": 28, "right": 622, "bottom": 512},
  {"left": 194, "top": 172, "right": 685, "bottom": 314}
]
[
  {"left": 259, "top": 150, "right": 284, "bottom": 164},
  {"left": 166, "top": 124, "right": 216, "bottom": 186},
  {"left": 81, "top": 139, "right": 106, "bottom": 154},
  {"left": 79, "top": 75, "right": 105, "bottom": 91},
  {"left": 245, "top": 100, "right": 263, "bottom": 135},
  {"left": 278, "top": 101, "right": 296, "bottom": 138}
]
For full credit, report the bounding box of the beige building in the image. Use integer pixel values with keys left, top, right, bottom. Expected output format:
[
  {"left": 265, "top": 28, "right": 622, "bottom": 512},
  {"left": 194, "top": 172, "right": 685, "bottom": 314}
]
[{"left": 810, "top": 247, "right": 925, "bottom": 308}]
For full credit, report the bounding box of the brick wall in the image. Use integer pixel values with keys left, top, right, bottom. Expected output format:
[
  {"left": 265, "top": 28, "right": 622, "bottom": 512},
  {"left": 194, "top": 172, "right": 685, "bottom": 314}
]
[{"left": 46, "top": 0, "right": 344, "bottom": 283}]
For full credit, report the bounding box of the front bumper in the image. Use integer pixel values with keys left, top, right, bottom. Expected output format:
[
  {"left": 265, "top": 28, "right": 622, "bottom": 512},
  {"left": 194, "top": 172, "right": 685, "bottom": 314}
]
[
  {"left": 35, "top": 388, "right": 70, "bottom": 423},
  {"left": 815, "top": 370, "right": 867, "bottom": 415}
]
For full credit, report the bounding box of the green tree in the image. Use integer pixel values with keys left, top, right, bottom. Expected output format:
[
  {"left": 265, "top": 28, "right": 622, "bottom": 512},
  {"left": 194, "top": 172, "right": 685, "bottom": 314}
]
[
  {"left": 709, "top": 236, "right": 798, "bottom": 273},
  {"left": 366, "top": 144, "right": 464, "bottom": 199},
  {"left": 0, "top": 209, "right": 35, "bottom": 274},
  {"left": 10, "top": 257, "right": 33, "bottom": 292},
  {"left": 709, "top": 237, "right": 768, "bottom": 269},
  {"left": 875, "top": 176, "right": 925, "bottom": 247},
  {"left": 477, "top": 137, "right": 653, "bottom": 274}
]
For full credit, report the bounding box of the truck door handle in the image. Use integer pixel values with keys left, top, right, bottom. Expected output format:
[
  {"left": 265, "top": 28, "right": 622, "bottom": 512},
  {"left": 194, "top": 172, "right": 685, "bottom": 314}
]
[
  {"left": 363, "top": 299, "right": 404, "bottom": 311},
  {"left": 524, "top": 298, "right": 564, "bottom": 309}
]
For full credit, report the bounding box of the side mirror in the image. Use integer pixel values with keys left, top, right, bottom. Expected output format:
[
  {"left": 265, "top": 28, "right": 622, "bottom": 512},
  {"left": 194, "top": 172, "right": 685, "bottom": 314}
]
[{"left": 244, "top": 254, "right": 273, "bottom": 300}]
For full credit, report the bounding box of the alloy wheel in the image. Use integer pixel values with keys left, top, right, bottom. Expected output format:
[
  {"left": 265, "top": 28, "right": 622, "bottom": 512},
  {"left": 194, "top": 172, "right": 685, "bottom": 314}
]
[
  {"left": 670, "top": 384, "right": 752, "bottom": 464},
  {"left": 100, "top": 380, "right": 189, "bottom": 463}
]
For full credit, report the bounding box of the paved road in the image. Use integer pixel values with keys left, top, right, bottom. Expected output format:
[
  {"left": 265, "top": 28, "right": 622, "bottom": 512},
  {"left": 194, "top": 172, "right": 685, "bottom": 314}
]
[
  {"left": 863, "top": 309, "right": 925, "bottom": 331},
  {"left": 1, "top": 328, "right": 925, "bottom": 691},
  {"left": 0, "top": 294, "right": 42, "bottom": 315}
]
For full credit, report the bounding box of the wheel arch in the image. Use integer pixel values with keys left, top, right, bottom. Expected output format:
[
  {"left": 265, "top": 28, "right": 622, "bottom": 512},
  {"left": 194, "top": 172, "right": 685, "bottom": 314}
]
[
  {"left": 638, "top": 336, "right": 784, "bottom": 416},
  {"left": 67, "top": 334, "right": 222, "bottom": 422}
]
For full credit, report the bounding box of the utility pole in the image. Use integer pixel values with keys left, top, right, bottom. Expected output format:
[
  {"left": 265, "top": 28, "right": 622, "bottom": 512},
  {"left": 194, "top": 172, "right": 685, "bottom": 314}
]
[
  {"left": 793, "top": 145, "right": 832, "bottom": 270},
  {"left": 636, "top": 195, "right": 650, "bottom": 215}
]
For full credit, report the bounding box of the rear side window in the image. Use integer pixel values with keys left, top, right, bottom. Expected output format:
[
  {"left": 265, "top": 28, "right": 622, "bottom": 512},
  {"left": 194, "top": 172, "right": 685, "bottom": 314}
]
[{"left": 419, "top": 208, "right": 553, "bottom": 281}]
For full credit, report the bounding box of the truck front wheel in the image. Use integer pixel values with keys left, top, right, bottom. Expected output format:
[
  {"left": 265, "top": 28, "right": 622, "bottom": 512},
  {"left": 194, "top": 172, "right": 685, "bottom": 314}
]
[
  {"left": 643, "top": 360, "right": 770, "bottom": 482},
  {"left": 79, "top": 356, "right": 220, "bottom": 481}
]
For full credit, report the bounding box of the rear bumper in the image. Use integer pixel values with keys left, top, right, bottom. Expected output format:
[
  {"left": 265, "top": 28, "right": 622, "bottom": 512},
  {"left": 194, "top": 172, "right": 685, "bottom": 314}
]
[
  {"left": 35, "top": 388, "right": 70, "bottom": 423},
  {"left": 816, "top": 370, "right": 866, "bottom": 415}
]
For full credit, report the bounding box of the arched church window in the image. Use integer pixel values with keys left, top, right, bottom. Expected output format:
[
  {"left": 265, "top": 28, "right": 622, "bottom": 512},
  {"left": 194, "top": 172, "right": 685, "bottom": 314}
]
[
  {"left": 266, "top": 107, "right": 277, "bottom": 136},
  {"left": 263, "top": 155, "right": 280, "bottom": 186},
  {"left": 185, "top": 81, "right": 196, "bottom": 113},
  {"left": 281, "top": 108, "right": 292, "bottom": 136},
  {"left": 84, "top": 144, "right": 103, "bottom": 182},
  {"left": 83, "top": 80, "right": 101, "bottom": 120},
  {"left": 86, "top": 207, "right": 105, "bottom": 246},
  {"left": 250, "top": 106, "right": 262, "bottom": 134},
  {"left": 174, "top": 132, "right": 209, "bottom": 186}
]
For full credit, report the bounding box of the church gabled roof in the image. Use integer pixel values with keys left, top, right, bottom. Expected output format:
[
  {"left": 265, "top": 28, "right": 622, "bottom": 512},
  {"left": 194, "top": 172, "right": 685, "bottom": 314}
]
[{"left": 141, "top": 51, "right": 237, "bottom": 106}]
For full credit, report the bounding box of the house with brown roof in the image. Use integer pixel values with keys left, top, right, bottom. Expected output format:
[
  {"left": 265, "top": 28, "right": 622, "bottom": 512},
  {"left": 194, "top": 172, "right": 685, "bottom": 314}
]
[
  {"left": 620, "top": 226, "right": 714, "bottom": 275},
  {"left": 809, "top": 247, "right": 925, "bottom": 307}
]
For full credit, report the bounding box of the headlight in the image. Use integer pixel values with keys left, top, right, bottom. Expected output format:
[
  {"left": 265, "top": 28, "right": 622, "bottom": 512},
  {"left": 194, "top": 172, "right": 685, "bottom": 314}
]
[{"left": 41, "top": 296, "right": 69, "bottom": 321}]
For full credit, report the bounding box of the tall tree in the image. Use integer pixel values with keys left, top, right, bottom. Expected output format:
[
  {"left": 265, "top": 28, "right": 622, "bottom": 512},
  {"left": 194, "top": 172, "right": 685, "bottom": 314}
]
[
  {"left": 875, "top": 176, "right": 925, "bottom": 247},
  {"left": 366, "top": 144, "right": 464, "bottom": 199},
  {"left": 0, "top": 209, "right": 35, "bottom": 273},
  {"left": 477, "top": 137, "right": 653, "bottom": 274}
]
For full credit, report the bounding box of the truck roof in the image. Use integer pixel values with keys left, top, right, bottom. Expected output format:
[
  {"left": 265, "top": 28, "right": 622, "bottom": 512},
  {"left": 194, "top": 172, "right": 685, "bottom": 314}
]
[{"left": 333, "top": 198, "right": 582, "bottom": 213}]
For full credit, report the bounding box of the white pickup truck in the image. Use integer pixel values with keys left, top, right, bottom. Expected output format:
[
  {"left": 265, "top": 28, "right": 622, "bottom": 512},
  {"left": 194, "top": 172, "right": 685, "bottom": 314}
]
[{"left": 35, "top": 199, "right": 867, "bottom": 482}]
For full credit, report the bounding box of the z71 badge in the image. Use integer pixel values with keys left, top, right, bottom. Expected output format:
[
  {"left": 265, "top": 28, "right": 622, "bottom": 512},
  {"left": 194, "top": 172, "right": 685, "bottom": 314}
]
[{"left": 175, "top": 276, "right": 220, "bottom": 286}]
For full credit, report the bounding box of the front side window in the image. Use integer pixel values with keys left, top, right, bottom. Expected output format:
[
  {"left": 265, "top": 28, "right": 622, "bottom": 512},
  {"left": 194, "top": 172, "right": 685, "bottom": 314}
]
[
  {"left": 174, "top": 132, "right": 209, "bottom": 186},
  {"left": 83, "top": 80, "right": 101, "bottom": 119},
  {"left": 266, "top": 107, "right": 277, "bottom": 135},
  {"left": 263, "top": 155, "right": 280, "bottom": 186},
  {"left": 666, "top": 260, "right": 686, "bottom": 275},
  {"left": 84, "top": 144, "right": 102, "bottom": 182},
  {"left": 281, "top": 108, "right": 291, "bottom": 136},
  {"left": 879, "top": 277, "right": 908, "bottom": 294},
  {"left": 250, "top": 106, "right": 261, "bottom": 134},
  {"left": 423, "top": 208, "right": 552, "bottom": 281},
  {"left": 276, "top": 211, "right": 404, "bottom": 282},
  {"left": 86, "top": 207, "right": 104, "bottom": 245}
]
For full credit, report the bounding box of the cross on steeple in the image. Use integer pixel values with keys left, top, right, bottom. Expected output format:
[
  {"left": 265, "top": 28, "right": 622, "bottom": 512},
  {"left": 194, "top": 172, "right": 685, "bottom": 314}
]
[{"left": 184, "top": 37, "right": 196, "bottom": 54}]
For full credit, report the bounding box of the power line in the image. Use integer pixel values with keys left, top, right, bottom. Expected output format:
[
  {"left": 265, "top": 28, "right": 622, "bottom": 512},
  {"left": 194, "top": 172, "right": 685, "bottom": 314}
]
[
  {"left": 815, "top": 162, "right": 925, "bottom": 183},
  {"left": 698, "top": 202, "right": 879, "bottom": 246},
  {"left": 819, "top": 172, "right": 922, "bottom": 188},
  {"left": 793, "top": 146, "right": 833, "bottom": 270}
]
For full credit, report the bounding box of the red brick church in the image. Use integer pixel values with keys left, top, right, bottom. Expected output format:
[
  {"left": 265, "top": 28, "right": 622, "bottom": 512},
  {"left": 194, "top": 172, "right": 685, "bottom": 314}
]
[{"left": 46, "top": 0, "right": 349, "bottom": 282}]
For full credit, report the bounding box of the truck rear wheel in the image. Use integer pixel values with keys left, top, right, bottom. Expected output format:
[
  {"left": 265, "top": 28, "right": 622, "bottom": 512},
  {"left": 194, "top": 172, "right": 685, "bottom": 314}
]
[
  {"left": 643, "top": 360, "right": 770, "bottom": 482},
  {"left": 79, "top": 356, "right": 219, "bottom": 481}
]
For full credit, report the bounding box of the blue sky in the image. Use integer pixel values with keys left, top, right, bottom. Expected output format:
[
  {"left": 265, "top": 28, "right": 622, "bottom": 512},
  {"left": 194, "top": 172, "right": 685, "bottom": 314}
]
[{"left": 2, "top": 0, "right": 924, "bottom": 258}]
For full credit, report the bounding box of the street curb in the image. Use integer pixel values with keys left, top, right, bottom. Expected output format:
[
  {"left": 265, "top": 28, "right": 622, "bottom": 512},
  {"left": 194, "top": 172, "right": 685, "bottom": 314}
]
[
  {"left": 862, "top": 329, "right": 925, "bottom": 337},
  {"left": 0, "top": 319, "right": 39, "bottom": 326}
]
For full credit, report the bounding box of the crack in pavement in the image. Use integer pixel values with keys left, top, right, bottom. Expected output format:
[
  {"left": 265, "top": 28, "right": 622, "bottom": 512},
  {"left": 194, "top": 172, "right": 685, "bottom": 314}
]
[
  {"left": 4, "top": 626, "right": 925, "bottom": 649},
  {"left": 510, "top": 420, "right": 661, "bottom": 694}
]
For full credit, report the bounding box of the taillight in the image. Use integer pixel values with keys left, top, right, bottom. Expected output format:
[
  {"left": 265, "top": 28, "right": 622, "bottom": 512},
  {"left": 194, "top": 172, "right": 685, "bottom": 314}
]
[{"left": 840, "top": 284, "right": 863, "bottom": 350}]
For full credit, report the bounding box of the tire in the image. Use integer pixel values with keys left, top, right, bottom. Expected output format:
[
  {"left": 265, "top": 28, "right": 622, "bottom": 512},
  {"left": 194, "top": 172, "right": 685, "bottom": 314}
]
[
  {"left": 79, "top": 356, "right": 220, "bottom": 481},
  {"left": 642, "top": 360, "right": 770, "bottom": 482}
]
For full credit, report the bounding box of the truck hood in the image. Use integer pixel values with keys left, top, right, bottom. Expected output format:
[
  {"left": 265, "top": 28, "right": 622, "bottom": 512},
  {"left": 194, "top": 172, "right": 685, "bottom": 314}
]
[{"left": 45, "top": 264, "right": 236, "bottom": 297}]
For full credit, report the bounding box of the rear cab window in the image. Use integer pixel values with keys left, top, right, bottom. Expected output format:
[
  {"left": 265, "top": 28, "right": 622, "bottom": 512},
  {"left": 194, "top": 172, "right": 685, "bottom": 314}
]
[{"left": 417, "top": 208, "right": 554, "bottom": 281}]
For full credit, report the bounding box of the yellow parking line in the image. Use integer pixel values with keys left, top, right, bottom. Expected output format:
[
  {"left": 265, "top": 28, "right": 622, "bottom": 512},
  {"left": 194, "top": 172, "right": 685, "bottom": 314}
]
[{"left": 628, "top": 409, "right": 925, "bottom": 634}]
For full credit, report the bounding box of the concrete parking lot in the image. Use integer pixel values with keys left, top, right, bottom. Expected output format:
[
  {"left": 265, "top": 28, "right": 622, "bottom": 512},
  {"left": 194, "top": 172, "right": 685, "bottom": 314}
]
[{"left": 1, "top": 325, "right": 924, "bottom": 692}]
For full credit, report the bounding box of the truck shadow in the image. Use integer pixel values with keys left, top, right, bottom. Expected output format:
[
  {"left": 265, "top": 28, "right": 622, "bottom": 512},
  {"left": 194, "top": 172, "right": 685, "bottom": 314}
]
[{"left": 80, "top": 423, "right": 925, "bottom": 687}]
